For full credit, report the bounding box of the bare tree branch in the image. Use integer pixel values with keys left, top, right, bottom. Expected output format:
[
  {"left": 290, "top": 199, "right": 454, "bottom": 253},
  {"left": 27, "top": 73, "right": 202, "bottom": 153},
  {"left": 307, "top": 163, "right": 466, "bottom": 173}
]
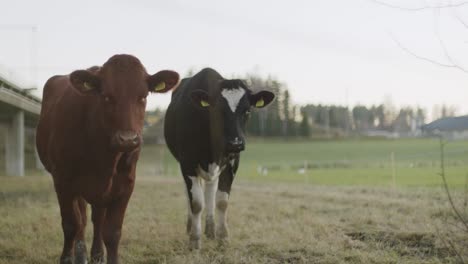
[
  {"left": 433, "top": 10, "right": 467, "bottom": 69},
  {"left": 388, "top": 31, "right": 468, "bottom": 73},
  {"left": 435, "top": 225, "right": 466, "bottom": 264},
  {"left": 438, "top": 136, "right": 468, "bottom": 232},
  {"left": 375, "top": 1, "right": 468, "bottom": 73},
  {"left": 446, "top": 238, "right": 466, "bottom": 264},
  {"left": 452, "top": 11, "right": 468, "bottom": 31},
  {"left": 464, "top": 174, "right": 468, "bottom": 214},
  {"left": 371, "top": 0, "right": 468, "bottom": 11}
]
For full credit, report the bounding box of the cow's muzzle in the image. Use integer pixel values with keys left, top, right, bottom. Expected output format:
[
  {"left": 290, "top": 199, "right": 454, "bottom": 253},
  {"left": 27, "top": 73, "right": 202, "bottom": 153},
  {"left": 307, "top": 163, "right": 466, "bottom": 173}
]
[
  {"left": 112, "top": 131, "right": 141, "bottom": 152},
  {"left": 226, "top": 137, "right": 245, "bottom": 153}
]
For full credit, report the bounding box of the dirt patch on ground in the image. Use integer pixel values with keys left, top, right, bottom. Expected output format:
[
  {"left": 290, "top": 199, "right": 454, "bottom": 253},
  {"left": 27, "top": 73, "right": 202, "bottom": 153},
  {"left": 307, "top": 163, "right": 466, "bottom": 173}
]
[{"left": 346, "top": 231, "right": 452, "bottom": 259}]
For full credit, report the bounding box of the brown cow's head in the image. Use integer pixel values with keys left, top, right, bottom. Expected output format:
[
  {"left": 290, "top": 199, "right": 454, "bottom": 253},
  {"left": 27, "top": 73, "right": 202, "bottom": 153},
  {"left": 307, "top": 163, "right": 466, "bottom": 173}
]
[{"left": 69, "top": 54, "right": 179, "bottom": 152}]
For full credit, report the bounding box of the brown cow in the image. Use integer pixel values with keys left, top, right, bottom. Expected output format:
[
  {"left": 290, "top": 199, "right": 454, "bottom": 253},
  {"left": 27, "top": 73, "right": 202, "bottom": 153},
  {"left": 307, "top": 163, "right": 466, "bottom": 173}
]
[{"left": 36, "top": 54, "right": 179, "bottom": 264}]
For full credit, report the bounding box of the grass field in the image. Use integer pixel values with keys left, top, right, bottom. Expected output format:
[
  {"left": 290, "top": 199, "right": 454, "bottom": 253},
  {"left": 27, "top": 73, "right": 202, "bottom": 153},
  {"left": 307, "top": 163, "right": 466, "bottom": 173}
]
[
  {"left": 1, "top": 138, "right": 467, "bottom": 263},
  {"left": 140, "top": 138, "right": 468, "bottom": 188}
]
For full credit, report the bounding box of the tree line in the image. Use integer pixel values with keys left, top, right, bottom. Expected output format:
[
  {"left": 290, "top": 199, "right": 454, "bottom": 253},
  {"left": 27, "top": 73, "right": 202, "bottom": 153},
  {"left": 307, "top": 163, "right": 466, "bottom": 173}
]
[
  {"left": 145, "top": 72, "right": 458, "bottom": 139},
  {"left": 244, "top": 74, "right": 456, "bottom": 138}
]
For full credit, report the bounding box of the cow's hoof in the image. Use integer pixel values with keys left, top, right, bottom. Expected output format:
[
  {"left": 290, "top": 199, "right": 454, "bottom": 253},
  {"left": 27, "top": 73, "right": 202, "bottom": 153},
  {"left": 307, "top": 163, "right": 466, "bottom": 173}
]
[
  {"left": 75, "top": 240, "right": 88, "bottom": 264},
  {"left": 60, "top": 255, "right": 74, "bottom": 264},
  {"left": 189, "top": 238, "right": 201, "bottom": 250},
  {"left": 205, "top": 217, "right": 215, "bottom": 239},
  {"left": 217, "top": 237, "right": 230, "bottom": 247},
  {"left": 216, "top": 226, "right": 229, "bottom": 240},
  {"left": 90, "top": 254, "right": 105, "bottom": 264},
  {"left": 75, "top": 255, "right": 88, "bottom": 264}
]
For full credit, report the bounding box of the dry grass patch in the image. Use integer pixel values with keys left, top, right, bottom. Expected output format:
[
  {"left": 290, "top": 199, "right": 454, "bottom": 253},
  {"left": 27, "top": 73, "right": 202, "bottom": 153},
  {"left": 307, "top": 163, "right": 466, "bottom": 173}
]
[{"left": 0, "top": 175, "right": 465, "bottom": 263}]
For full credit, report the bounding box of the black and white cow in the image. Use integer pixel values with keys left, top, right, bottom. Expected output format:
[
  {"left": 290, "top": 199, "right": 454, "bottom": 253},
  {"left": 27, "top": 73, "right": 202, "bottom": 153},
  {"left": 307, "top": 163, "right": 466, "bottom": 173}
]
[{"left": 164, "top": 68, "right": 275, "bottom": 249}]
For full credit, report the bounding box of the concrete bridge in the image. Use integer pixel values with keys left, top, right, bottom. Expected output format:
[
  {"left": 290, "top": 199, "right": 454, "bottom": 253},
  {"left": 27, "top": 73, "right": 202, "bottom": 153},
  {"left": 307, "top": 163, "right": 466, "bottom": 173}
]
[{"left": 0, "top": 73, "right": 41, "bottom": 176}]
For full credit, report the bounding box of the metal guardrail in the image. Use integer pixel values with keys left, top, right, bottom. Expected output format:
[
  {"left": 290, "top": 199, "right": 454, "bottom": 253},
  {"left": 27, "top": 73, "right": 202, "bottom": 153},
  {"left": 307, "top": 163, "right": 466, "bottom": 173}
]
[
  {"left": 0, "top": 85, "right": 41, "bottom": 115},
  {"left": 0, "top": 66, "right": 41, "bottom": 114}
]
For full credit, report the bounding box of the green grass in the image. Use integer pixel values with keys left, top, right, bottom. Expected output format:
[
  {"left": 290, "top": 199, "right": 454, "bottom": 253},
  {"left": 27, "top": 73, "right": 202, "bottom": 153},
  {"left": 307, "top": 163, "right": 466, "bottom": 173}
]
[{"left": 140, "top": 138, "right": 468, "bottom": 188}]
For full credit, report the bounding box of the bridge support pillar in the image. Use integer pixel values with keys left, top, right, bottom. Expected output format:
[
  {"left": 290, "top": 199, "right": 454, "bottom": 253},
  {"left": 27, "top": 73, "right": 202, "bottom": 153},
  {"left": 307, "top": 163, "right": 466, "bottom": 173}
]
[
  {"left": 5, "top": 110, "right": 24, "bottom": 176},
  {"left": 34, "top": 132, "right": 44, "bottom": 170}
]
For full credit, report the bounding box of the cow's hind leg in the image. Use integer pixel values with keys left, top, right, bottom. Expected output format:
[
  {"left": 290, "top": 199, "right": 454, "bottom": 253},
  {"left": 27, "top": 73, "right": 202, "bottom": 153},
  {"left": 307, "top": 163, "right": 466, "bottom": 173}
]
[
  {"left": 185, "top": 189, "right": 192, "bottom": 235},
  {"left": 216, "top": 168, "right": 234, "bottom": 243},
  {"left": 75, "top": 197, "right": 88, "bottom": 264},
  {"left": 90, "top": 205, "right": 106, "bottom": 264},
  {"left": 204, "top": 177, "right": 218, "bottom": 239},
  {"left": 183, "top": 170, "right": 204, "bottom": 250},
  {"left": 56, "top": 189, "right": 82, "bottom": 264}
]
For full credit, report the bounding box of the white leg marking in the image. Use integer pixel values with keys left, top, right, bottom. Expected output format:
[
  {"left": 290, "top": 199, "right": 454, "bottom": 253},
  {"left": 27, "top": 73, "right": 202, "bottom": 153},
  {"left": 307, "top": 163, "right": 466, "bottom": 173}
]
[
  {"left": 216, "top": 190, "right": 230, "bottom": 239},
  {"left": 221, "top": 88, "right": 246, "bottom": 112},
  {"left": 204, "top": 177, "right": 218, "bottom": 239},
  {"left": 205, "top": 177, "right": 218, "bottom": 218},
  {"left": 197, "top": 163, "right": 221, "bottom": 181},
  {"left": 188, "top": 176, "right": 204, "bottom": 249}
]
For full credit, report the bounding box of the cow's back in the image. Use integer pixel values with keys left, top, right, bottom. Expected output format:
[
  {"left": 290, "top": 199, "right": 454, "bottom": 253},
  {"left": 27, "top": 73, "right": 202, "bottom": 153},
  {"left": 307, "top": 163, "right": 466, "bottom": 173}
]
[{"left": 36, "top": 75, "right": 86, "bottom": 173}]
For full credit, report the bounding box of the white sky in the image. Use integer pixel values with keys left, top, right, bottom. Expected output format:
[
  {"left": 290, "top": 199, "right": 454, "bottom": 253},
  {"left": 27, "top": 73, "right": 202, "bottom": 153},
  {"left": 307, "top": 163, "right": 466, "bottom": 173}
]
[{"left": 1, "top": 0, "right": 468, "bottom": 120}]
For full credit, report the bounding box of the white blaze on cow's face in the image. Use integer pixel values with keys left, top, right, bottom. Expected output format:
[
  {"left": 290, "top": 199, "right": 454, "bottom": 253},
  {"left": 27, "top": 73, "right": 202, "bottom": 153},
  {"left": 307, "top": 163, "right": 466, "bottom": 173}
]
[
  {"left": 219, "top": 86, "right": 249, "bottom": 154},
  {"left": 221, "top": 88, "right": 246, "bottom": 113}
]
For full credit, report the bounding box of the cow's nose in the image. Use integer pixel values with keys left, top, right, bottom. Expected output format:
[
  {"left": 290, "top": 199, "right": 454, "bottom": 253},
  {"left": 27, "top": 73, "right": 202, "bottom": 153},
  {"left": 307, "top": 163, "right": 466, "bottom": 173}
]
[
  {"left": 226, "top": 138, "right": 245, "bottom": 153},
  {"left": 118, "top": 131, "right": 138, "bottom": 142},
  {"left": 114, "top": 131, "right": 141, "bottom": 151}
]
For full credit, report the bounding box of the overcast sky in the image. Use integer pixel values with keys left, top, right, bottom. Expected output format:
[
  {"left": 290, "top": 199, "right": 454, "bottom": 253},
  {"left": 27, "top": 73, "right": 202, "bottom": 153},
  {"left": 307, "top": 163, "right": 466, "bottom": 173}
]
[{"left": 1, "top": 0, "right": 468, "bottom": 120}]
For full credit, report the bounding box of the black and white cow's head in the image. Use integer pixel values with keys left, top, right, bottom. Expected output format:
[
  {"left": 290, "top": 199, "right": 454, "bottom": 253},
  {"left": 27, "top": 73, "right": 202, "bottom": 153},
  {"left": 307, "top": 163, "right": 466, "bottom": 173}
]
[{"left": 190, "top": 79, "right": 275, "bottom": 154}]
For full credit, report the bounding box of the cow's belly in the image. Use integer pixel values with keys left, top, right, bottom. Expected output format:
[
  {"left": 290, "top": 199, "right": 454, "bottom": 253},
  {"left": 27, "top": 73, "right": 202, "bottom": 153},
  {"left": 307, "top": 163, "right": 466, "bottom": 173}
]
[
  {"left": 52, "top": 164, "right": 134, "bottom": 206},
  {"left": 80, "top": 170, "right": 134, "bottom": 206},
  {"left": 79, "top": 173, "right": 115, "bottom": 205}
]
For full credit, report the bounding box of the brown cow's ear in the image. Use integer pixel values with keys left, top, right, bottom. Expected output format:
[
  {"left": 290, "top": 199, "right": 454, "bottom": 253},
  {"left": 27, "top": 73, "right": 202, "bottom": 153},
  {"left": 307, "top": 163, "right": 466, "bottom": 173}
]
[
  {"left": 148, "top": 70, "right": 179, "bottom": 93},
  {"left": 250, "top": 90, "right": 275, "bottom": 108},
  {"left": 69, "top": 70, "right": 101, "bottom": 94}
]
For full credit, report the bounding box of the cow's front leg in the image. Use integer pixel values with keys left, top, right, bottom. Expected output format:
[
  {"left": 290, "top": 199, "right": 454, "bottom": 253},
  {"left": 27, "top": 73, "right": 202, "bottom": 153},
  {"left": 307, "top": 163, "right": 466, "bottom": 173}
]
[
  {"left": 75, "top": 197, "right": 88, "bottom": 264},
  {"left": 185, "top": 175, "right": 204, "bottom": 250},
  {"left": 217, "top": 168, "right": 234, "bottom": 242},
  {"left": 90, "top": 205, "right": 106, "bottom": 264},
  {"left": 102, "top": 192, "right": 132, "bottom": 264},
  {"left": 204, "top": 177, "right": 219, "bottom": 239},
  {"left": 55, "top": 189, "right": 82, "bottom": 264}
]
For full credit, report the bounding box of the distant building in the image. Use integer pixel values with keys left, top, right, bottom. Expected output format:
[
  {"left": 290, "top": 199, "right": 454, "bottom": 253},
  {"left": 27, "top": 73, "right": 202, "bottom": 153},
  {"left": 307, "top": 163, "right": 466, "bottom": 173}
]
[
  {"left": 363, "top": 129, "right": 400, "bottom": 139},
  {"left": 421, "top": 115, "right": 468, "bottom": 139}
]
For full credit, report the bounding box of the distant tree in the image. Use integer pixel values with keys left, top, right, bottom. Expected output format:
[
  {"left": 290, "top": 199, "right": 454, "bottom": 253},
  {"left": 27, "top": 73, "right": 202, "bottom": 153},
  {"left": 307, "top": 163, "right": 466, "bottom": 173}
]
[
  {"left": 393, "top": 107, "right": 413, "bottom": 133},
  {"left": 245, "top": 74, "right": 284, "bottom": 137},
  {"left": 372, "top": 105, "right": 385, "bottom": 129},
  {"left": 265, "top": 79, "right": 282, "bottom": 136},
  {"left": 415, "top": 107, "right": 426, "bottom": 129},
  {"left": 299, "top": 109, "right": 310, "bottom": 137},
  {"left": 281, "top": 89, "right": 292, "bottom": 137},
  {"left": 352, "top": 105, "right": 372, "bottom": 131}
]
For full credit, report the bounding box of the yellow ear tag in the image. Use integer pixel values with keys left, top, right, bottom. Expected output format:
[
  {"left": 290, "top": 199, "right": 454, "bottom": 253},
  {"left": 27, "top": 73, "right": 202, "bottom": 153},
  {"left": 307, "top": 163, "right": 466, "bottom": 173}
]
[
  {"left": 83, "top": 82, "right": 93, "bottom": 91},
  {"left": 200, "top": 100, "right": 210, "bottom": 107},
  {"left": 255, "top": 98, "right": 265, "bottom": 107},
  {"left": 154, "top": 82, "right": 166, "bottom": 91}
]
